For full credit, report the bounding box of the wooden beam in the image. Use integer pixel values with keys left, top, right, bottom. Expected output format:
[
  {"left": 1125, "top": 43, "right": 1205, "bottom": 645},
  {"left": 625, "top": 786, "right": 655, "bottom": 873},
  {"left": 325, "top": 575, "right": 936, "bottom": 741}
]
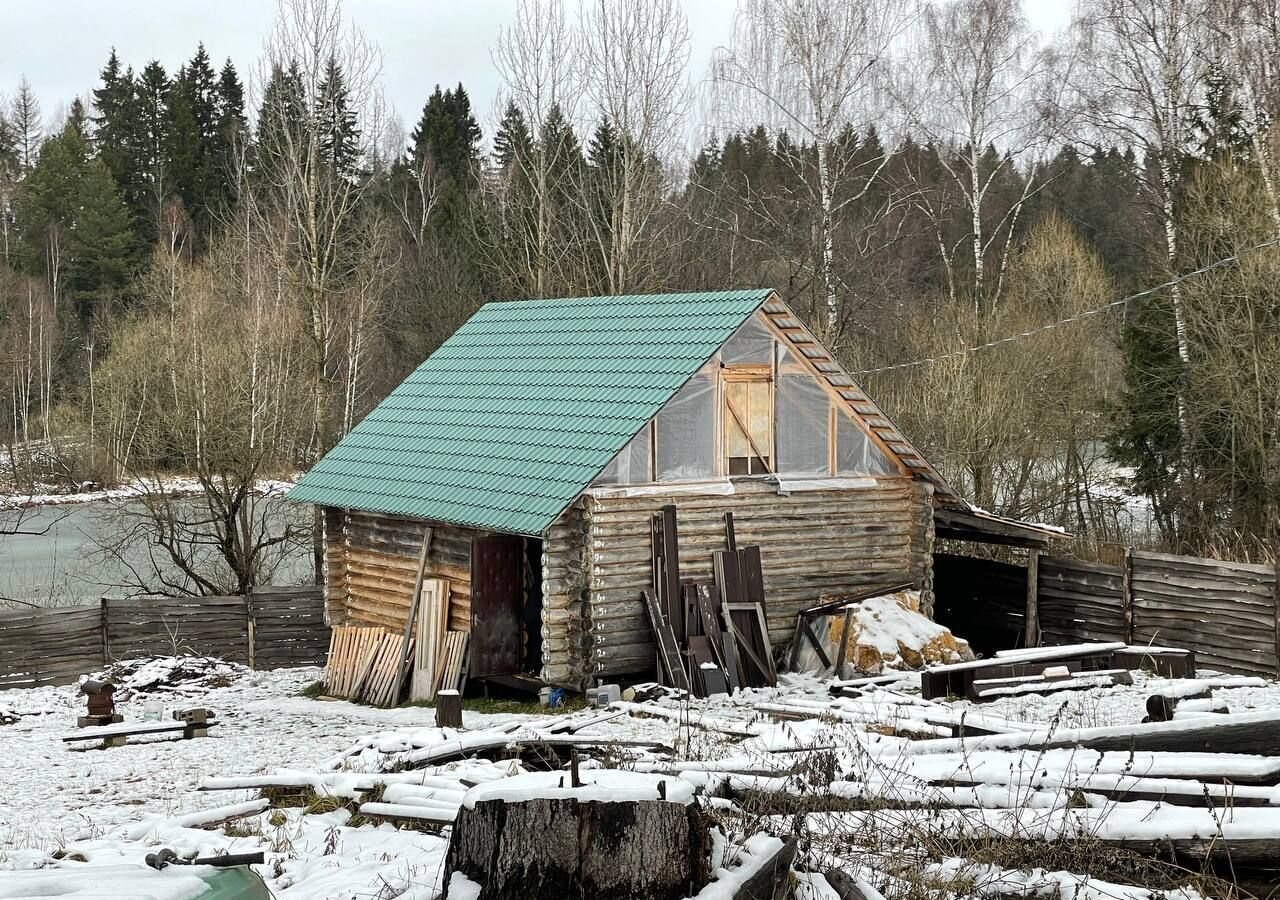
[
  {"left": 754, "top": 306, "right": 911, "bottom": 479},
  {"left": 1025, "top": 549, "right": 1040, "bottom": 648},
  {"left": 724, "top": 389, "right": 773, "bottom": 474},
  {"left": 391, "top": 526, "right": 432, "bottom": 705}
]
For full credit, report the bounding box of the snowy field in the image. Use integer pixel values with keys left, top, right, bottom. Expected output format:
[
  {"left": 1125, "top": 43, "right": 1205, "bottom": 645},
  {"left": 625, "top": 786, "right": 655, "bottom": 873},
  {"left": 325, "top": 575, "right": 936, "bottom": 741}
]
[{"left": 2, "top": 662, "right": 1280, "bottom": 898}]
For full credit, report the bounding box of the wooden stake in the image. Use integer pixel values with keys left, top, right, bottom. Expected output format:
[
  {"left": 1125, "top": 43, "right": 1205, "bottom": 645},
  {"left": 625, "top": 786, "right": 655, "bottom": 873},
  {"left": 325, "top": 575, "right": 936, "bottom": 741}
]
[
  {"left": 1122, "top": 546, "right": 1134, "bottom": 646},
  {"left": 833, "top": 605, "right": 854, "bottom": 678},
  {"left": 391, "top": 526, "right": 432, "bottom": 705},
  {"left": 1025, "top": 549, "right": 1040, "bottom": 649}
]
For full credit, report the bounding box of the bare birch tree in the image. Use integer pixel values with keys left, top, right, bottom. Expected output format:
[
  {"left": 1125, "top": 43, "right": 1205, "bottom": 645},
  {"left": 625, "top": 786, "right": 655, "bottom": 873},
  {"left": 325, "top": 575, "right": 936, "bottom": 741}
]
[
  {"left": 248, "top": 0, "right": 386, "bottom": 459},
  {"left": 578, "top": 0, "right": 691, "bottom": 294},
  {"left": 1212, "top": 0, "right": 1280, "bottom": 229},
  {"left": 1070, "top": 0, "right": 1208, "bottom": 440},
  {"left": 899, "top": 0, "right": 1066, "bottom": 312},
  {"left": 247, "top": 0, "right": 393, "bottom": 579},
  {"left": 712, "top": 0, "right": 917, "bottom": 335},
  {"left": 92, "top": 250, "right": 312, "bottom": 597},
  {"left": 492, "top": 0, "right": 585, "bottom": 296}
]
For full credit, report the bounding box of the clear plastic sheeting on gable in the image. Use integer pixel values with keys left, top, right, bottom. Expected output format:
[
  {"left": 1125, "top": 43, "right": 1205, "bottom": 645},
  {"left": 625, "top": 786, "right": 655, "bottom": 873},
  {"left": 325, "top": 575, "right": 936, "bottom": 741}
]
[
  {"left": 655, "top": 367, "right": 717, "bottom": 481},
  {"left": 592, "top": 424, "right": 651, "bottom": 484},
  {"left": 720, "top": 314, "right": 774, "bottom": 365},
  {"left": 776, "top": 345, "right": 830, "bottom": 477},
  {"left": 836, "top": 411, "right": 896, "bottom": 476}
]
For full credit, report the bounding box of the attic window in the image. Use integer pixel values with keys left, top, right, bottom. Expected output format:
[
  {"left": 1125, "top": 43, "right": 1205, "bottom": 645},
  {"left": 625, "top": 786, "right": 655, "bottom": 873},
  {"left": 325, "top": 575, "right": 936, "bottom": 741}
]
[{"left": 723, "top": 367, "right": 772, "bottom": 475}]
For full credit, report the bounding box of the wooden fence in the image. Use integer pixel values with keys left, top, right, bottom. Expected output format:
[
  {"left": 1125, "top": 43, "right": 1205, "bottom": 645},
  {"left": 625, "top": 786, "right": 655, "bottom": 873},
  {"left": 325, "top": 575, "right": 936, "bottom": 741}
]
[
  {"left": 1030, "top": 550, "right": 1279, "bottom": 676},
  {"left": 0, "top": 586, "right": 328, "bottom": 690}
]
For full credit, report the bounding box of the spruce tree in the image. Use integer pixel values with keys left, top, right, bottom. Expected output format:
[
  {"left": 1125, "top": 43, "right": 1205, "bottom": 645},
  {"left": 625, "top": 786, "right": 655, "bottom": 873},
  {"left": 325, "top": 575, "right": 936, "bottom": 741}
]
[
  {"left": 16, "top": 116, "right": 137, "bottom": 321},
  {"left": 91, "top": 49, "right": 138, "bottom": 194},
  {"left": 410, "top": 83, "right": 481, "bottom": 181},
  {"left": 213, "top": 61, "right": 246, "bottom": 162},
  {"left": 406, "top": 82, "right": 483, "bottom": 241},
  {"left": 65, "top": 98, "right": 89, "bottom": 141},
  {"left": 10, "top": 77, "right": 42, "bottom": 175},
  {"left": 585, "top": 118, "right": 621, "bottom": 292},
  {"left": 540, "top": 103, "right": 584, "bottom": 213},
  {"left": 317, "top": 56, "right": 361, "bottom": 178},
  {"left": 1193, "top": 61, "right": 1252, "bottom": 163},
  {"left": 167, "top": 45, "right": 220, "bottom": 243},
  {"left": 494, "top": 101, "right": 532, "bottom": 174},
  {"left": 133, "top": 61, "right": 172, "bottom": 235},
  {"left": 254, "top": 62, "right": 305, "bottom": 176},
  {"left": 67, "top": 157, "right": 136, "bottom": 322}
]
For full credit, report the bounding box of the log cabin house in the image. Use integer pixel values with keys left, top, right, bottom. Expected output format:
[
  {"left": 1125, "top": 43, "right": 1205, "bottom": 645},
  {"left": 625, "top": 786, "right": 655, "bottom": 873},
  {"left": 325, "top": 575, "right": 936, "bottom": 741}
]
[{"left": 289, "top": 289, "right": 1058, "bottom": 689}]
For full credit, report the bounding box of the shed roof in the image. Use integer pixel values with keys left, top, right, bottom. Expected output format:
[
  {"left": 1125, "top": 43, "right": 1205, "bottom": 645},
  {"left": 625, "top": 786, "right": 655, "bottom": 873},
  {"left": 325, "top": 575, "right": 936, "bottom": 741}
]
[{"left": 288, "top": 289, "right": 776, "bottom": 535}]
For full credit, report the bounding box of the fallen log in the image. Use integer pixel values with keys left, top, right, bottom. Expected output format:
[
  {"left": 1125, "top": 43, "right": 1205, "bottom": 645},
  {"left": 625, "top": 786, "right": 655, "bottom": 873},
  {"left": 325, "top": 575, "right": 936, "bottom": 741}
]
[
  {"left": 798, "top": 806, "right": 1280, "bottom": 865},
  {"left": 406, "top": 731, "right": 673, "bottom": 767},
  {"left": 359, "top": 800, "right": 458, "bottom": 824},
  {"left": 921, "top": 643, "right": 1125, "bottom": 700},
  {"left": 824, "top": 868, "right": 887, "bottom": 900},
  {"left": 970, "top": 669, "right": 1133, "bottom": 702},
  {"left": 726, "top": 837, "right": 797, "bottom": 900},
  {"left": 893, "top": 708, "right": 1280, "bottom": 757},
  {"left": 829, "top": 673, "right": 920, "bottom": 697}
]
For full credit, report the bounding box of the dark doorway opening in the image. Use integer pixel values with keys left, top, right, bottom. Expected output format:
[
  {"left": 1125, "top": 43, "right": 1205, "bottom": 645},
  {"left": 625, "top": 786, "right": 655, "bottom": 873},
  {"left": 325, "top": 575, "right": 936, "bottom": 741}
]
[
  {"left": 931, "top": 553, "right": 1028, "bottom": 658},
  {"left": 469, "top": 535, "right": 545, "bottom": 684}
]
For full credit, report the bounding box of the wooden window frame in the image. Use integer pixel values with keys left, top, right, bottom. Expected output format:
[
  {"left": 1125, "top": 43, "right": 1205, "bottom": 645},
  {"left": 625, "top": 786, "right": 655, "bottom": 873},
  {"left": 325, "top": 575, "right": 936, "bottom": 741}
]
[{"left": 721, "top": 363, "right": 775, "bottom": 476}]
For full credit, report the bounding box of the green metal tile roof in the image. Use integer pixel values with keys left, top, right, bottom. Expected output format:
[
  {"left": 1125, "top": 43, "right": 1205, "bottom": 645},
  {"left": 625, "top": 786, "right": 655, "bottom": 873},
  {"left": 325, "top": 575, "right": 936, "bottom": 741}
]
[{"left": 288, "top": 289, "right": 775, "bottom": 535}]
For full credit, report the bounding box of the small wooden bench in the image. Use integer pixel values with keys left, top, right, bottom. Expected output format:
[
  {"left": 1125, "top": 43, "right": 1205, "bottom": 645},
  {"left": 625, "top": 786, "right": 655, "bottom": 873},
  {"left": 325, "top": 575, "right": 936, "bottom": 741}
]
[{"left": 62, "top": 718, "right": 217, "bottom": 750}]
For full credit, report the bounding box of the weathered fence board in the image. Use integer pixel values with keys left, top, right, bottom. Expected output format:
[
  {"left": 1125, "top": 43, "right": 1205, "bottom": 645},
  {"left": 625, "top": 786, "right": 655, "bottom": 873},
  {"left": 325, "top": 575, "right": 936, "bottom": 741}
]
[
  {"left": 105, "top": 595, "right": 251, "bottom": 662},
  {"left": 1032, "top": 550, "right": 1279, "bottom": 677},
  {"left": 0, "top": 605, "right": 103, "bottom": 690},
  {"left": 1037, "top": 556, "right": 1125, "bottom": 647},
  {"left": 250, "top": 587, "right": 330, "bottom": 669},
  {"left": 0, "top": 586, "right": 327, "bottom": 690}
]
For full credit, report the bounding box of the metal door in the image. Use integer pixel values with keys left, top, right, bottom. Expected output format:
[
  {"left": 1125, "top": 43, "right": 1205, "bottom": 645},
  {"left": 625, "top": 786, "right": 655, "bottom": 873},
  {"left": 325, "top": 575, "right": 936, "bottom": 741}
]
[{"left": 468, "top": 536, "right": 524, "bottom": 677}]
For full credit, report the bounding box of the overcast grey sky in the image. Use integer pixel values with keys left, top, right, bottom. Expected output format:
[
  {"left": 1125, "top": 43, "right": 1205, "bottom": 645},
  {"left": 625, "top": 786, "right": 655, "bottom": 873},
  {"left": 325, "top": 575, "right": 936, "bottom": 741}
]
[{"left": 1, "top": 0, "right": 1074, "bottom": 144}]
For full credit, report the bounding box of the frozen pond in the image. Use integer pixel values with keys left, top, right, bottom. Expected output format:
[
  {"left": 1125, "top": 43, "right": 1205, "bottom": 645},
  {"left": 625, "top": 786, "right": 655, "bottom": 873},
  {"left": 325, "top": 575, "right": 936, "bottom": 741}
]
[{"left": 0, "top": 498, "right": 313, "bottom": 606}]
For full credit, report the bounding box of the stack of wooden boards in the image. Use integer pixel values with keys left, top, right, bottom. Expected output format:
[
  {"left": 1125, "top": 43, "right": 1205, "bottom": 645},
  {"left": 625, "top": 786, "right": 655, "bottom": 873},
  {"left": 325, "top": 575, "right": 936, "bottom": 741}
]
[
  {"left": 644, "top": 507, "right": 778, "bottom": 697},
  {"left": 913, "top": 642, "right": 1196, "bottom": 702},
  {"left": 323, "top": 527, "right": 470, "bottom": 707}
]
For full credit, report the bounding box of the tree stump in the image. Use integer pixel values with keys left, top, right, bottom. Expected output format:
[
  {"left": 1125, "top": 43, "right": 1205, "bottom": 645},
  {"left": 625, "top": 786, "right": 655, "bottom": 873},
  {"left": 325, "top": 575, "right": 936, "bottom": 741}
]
[
  {"left": 443, "top": 792, "right": 713, "bottom": 900},
  {"left": 436, "top": 690, "right": 463, "bottom": 728}
]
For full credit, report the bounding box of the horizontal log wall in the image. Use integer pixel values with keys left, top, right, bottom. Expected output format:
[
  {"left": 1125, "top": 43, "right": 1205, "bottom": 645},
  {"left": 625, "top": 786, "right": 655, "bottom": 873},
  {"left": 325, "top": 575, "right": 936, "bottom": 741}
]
[
  {"left": 0, "top": 586, "right": 327, "bottom": 690},
  {"left": 1034, "top": 551, "right": 1280, "bottom": 676},
  {"left": 338, "top": 511, "right": 474, "bottom": 634},
  {"left": 570, "top": 478, "right": 933, "bottom": 685}
]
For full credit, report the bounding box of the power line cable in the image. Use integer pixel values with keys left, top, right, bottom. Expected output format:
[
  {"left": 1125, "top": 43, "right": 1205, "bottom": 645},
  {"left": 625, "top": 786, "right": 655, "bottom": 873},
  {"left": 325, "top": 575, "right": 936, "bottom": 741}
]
[{"left": 854, "top": 234, "right": 1280, "bottom": 375}]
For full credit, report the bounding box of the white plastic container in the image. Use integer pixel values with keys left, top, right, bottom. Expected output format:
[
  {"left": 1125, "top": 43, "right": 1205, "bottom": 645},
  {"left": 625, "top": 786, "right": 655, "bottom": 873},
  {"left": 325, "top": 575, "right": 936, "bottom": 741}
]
[{"left": 592, "top": 683, "right": 622, "bottom": 706}]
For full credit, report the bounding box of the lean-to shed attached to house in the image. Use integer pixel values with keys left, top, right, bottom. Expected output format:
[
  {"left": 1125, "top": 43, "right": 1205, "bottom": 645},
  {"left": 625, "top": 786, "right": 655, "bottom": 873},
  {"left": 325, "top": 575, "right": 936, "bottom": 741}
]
[{"left": 289, "top": 288, "right": 1057, "bottom": 689}]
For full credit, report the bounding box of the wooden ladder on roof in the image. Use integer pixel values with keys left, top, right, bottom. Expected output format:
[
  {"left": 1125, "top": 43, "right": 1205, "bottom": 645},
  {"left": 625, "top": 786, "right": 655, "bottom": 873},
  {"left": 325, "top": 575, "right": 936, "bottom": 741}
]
[{"left": 758, "top": 297, "right": 959, "bottom": 503}]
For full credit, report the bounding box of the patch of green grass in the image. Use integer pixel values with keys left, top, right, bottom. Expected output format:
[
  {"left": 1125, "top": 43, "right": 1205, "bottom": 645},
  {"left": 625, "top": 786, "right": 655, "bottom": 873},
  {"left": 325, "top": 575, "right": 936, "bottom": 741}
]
[
  {"left": 396, "top": 695, "right": 588, "bottom": 715},
  {"left": 298, "top": 680, "right": 327, "bottom": 699}
]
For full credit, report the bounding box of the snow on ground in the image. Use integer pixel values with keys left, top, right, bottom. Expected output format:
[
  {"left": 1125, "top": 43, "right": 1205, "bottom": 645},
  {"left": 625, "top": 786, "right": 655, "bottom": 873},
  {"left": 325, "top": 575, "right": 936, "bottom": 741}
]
[
  {"left": 2, "top": 662, "right": 1279, "bottom": 897},
  {"left": 0, "top": 475, "right": 298, "bottom": 510}
]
